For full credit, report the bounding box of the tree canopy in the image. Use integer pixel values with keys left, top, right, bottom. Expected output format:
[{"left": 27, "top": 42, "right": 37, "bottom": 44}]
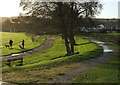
[{"left": 19, "top": 1, "right": 102, "bottom": 55}]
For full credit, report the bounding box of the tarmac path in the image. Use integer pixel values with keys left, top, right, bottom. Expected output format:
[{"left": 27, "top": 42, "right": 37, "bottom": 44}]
[
  {"left": 2, "top": 35, "right": 56, "bottom": 60},
  {"left": 52, "top": 37, "right": 117, "bottom": 83},
  {"left": 1, "top": 36, "right": 118, "bottom": 84}
]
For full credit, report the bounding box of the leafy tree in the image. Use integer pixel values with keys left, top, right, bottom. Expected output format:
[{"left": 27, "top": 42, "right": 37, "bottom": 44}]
[
  {"left": 19, "top": 1, "right": 102, "bottom": 55},
  {"left": 2, "top": 19, "right": 13, "bottom": 31}
]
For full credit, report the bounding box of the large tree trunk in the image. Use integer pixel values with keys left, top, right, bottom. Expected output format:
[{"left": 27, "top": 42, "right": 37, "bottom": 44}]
[
  {"left": 58, "top": 3, "right": 72, "bottom": 56},
  {"left": 69, "top": 38, "right": 74, "bottom": 53},
  {"left": 70, "top": 32, "right": 76, "bottom": 45},
  {"left": 69, "top": 31, "right": 74, "bottom": 53},
  {"left": 64, "top": 34, "right": 71, "bottom": 55},
  {"left": 68, "top": 2, "right": 76, "bottom": 50}
]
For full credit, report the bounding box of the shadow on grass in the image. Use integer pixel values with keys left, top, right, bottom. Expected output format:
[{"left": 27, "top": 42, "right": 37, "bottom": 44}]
[
  {"left": 50, "top": 48, "right": 102, "bottom": 65},
  {"left": 75, "top": 42, "right": 93, "bottom": 46},
  {"left": 7, "top": 47, "right": 27, "bottom": 51},
  {"left": 8, "top": 48, "right": 14, "bottom": 49},
  {"left": 3, "top": 48, "right": 32, "bottom": 56},
  {"left": 2, "top": 48, "right": 102, "bottom": 73},
  {"left": 51, "top": 52, "right": 80, "bottom": 60}
]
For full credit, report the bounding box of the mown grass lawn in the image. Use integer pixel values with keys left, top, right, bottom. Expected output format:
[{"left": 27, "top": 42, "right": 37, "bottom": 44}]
[
  {"left": 2, "top": 32, "right": 49, "bottom": 55},
  {"left": 2, "top": 36, "right": 102, "bottom": 83},
  {"left": 71, "top": 42, "right": 119, "bottom": 83},
  {"left": 105, "top": 33, "right": 120, "bottom": 36}
]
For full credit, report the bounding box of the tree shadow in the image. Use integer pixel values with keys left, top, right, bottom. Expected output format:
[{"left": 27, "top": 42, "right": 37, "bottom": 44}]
[
  {"left": 51, "top": 52, "right": 80, "bottom": 60},
  {"left": 58, "top": 48, "right": 102, "bottom": 63},
  {"left": 51, "top": 56, "right": 65, "bottom": 60},
  {"left": 10, "top": 48, "right": 27, "bottom": 51},
  {"left": 16, "top": 63, "right": 23, "bottom": 66},
  {"left": 8, "top": 48, "right": 14, "bottom": 50},
  {"left": 75, "top": 42, "right": 93, "bottom": 46}
]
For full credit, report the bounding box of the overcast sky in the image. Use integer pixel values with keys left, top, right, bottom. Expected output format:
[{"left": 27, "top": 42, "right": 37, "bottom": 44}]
[{"left": 0, "top": 0, "right": 119, "bottom": 18}]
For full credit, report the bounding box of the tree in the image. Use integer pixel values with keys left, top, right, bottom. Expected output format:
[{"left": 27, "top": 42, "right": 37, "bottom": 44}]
[
  {"left": 20, "top": 1, "right": 102, "bottom": 55},
  {"left": 2, "top": 19, "right": 13, "bottom": 32}
]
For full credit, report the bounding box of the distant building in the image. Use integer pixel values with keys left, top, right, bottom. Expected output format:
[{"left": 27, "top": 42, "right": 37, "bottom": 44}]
[
  {"left": 99, "top": 24, "right": 104, "bottom": 29},
  {"left": 74, "top": 18, "right": 119, "bottom": 33}
]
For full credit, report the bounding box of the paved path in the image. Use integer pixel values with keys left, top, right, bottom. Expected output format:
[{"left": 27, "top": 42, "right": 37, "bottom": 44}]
[
  {"left": 1, "top": 35, "right": 56, "bottom": 85},
  {"left": 0, "top": 81, "right": 17, "bottom": 85},
  {"left": 2, "top": 35, "right": 56, "bottom": 60},
  {"left": 1, "top": 37, "right": 118, "bottom": 84},
  {"left": 52, "top": 37, "right": 118, "bottom": 83}
]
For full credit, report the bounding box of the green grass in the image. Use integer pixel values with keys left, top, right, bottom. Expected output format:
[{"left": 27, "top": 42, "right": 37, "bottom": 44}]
[
  {"left": 2, "top": 32, "right": 49, "bottom": 55},
  {"left": 71, "top": 41, "right": 119, "bottom": 83},
  {"left": 3, "top": 63, "right": 82, "bottom": 83},
  {"left": 105, "top": 33, "right": 120, "bottom": 36},
  {"left": 2, "top": 36, "right": 102, "bottom": 83},
  {"left": 71, "top": 57, "right": 119, "bottom": 83}
]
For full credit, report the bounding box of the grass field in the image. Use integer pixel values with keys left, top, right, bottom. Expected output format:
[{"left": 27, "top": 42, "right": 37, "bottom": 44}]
[
  {"left": 71, "top": 41, "right": 119, "bottom": 83},
  {"left": 105, "top": 33, "right": 120, "bottom": 35},
  {"left": 2, "top": 32, "right": 49, "bottom": 55},
  {"left": 2, "top": 36, "right": 102, "bottom": 83}
]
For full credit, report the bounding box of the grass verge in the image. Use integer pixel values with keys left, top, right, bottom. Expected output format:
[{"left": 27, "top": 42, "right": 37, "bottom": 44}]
[
  {"left": 71, "top": 41, "right": 119, "bottom": 83},
  {"left": 105, "top": 33, "right": 120, "bottom": 36},
  {"left": 2, "top": 32, "right": 49, "bottom": 55},
  {"left": 2, "top": 36, "right": 102, "bottom": 83}
]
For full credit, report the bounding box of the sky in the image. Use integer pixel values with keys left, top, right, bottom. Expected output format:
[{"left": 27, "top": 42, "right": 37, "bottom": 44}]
[
  {"left": 0, "top": 0, "right": 119, "bottom": 18},
  {"left": 97, "top": 0, "right": 119, "bottom": 18},
  {"left": 0, "top": 0, "right": 21, "bottom": 17}
]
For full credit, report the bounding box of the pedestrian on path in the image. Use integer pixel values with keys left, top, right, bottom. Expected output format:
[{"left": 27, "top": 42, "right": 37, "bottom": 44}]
[
  {"left": 22, "top": 40, "right": 25, "bottom": 49},
  {"left": 9, "top": 39, "right": 13, "bottom": 48}
]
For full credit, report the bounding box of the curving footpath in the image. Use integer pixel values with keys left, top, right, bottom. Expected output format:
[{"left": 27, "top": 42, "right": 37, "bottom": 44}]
[
  {"left": 52, "top": 37, "right": 118, "bottom": 83},
  {"left": 1, "top": 37, "right": 118, "bottom": 84},
  {"left": 1, "top": 35, "right": 56, "bottom": 85},
  {"left": 2, "top": 35, "right": 56, "bottom": 60}
]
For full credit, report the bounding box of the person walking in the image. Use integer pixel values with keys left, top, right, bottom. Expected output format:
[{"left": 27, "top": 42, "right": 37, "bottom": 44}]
[
  {"left": 22, "top": 40, "right": 25, "bottom": 49},
  {"left": 9, "top": 39, "right": 13, "bottom": 48}
]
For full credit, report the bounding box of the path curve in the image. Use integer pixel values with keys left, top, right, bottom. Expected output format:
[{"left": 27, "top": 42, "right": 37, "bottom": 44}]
[
  {"left": 2, "top": 35, "right": 56, "bottom": 60},
  {"left": 52, "top": 37, "right": 118, "bottom": 83},
  {"left": 1, "top": 35, "right": 56, "bottom": 85}
]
